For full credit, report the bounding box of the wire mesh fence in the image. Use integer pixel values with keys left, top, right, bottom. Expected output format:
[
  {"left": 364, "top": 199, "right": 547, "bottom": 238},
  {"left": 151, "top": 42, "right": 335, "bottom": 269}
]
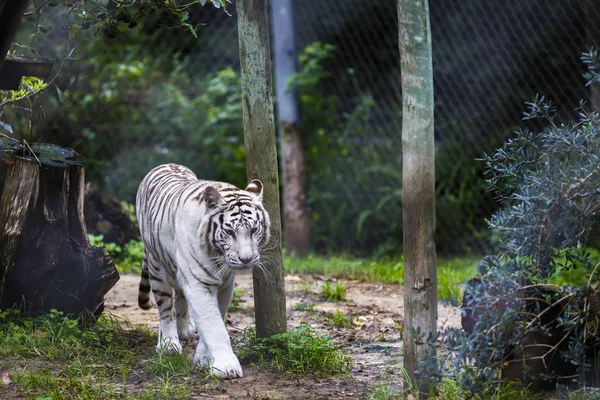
[{"left": 5, "top": 0, "right": 600, "bottom": 256}]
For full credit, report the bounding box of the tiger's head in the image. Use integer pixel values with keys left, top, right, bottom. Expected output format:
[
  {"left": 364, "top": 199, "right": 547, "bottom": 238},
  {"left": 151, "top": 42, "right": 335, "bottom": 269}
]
[{"left": 203, "top": 180, "right": 271, "bottom": 269}]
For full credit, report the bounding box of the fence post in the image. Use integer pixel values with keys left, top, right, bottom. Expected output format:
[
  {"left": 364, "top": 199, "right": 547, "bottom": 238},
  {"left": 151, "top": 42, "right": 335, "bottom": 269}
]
[
  {"left": 398, "top": 0, "right": 437, "bottom": 394},
  {"left": 236, "top": 0, "right": 287, "bottom": 337}
]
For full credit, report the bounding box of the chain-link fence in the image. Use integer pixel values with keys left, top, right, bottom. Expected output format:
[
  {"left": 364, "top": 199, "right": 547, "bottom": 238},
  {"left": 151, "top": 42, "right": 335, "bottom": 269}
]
[{"left": 7, "top": 0, "right": 600, "bottom": 256}]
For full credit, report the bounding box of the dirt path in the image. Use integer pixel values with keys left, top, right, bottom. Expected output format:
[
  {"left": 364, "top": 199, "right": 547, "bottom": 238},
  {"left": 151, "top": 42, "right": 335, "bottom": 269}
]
[{"left": 105, "top": 272, "right": 461, "bottom": 399}]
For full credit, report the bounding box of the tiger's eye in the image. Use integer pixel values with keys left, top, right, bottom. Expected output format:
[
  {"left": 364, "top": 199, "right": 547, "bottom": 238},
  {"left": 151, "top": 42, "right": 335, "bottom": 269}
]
[{"left": 224, "top": 229, "right": 235, "bottom": 237}]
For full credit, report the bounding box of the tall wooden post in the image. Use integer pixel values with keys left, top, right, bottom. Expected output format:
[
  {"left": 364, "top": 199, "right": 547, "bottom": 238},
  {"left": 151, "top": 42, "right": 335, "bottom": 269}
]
[
  {"left": 236, "top": 0, "right": 287, "bottom": 337},
  {"left": 271, "top": 0, "right": 311, "bottom": 257},
  {"left": 398, "top": 0, "right": 437, "bottom": 394}
]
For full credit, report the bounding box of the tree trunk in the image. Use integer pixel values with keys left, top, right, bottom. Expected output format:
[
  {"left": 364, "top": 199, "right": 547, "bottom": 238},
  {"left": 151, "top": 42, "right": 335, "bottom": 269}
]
[
  {"left": 281, "top": 122, "right": 311, "bottom": 256},
  {"left": 236, "top": 0, "right": 287, "bottom": 338},
  {"left": 271, "top": 0, "right": 311, "bottom": 256},
  {"left": 0, "top": 143, "right": 119, "bottom": 316},
  {"left": 398, "top": 0, "right": 437, "bottom": 394}
]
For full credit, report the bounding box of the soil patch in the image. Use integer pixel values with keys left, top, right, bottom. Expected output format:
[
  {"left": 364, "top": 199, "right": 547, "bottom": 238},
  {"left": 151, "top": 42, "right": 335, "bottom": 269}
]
[{"left": 104, "top": 272, "right": 461, "bottom": 399}]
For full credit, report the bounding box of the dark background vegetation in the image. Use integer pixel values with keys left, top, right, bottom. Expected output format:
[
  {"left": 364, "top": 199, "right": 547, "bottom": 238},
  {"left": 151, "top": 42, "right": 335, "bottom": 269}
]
[{"left": 2, "top": 0, "right": 598, "bottom": 257}]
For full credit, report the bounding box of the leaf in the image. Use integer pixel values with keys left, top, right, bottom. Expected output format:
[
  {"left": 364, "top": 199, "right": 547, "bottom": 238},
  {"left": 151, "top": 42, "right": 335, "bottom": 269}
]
[
  {"left": 69, "top": 24, "right": 82, "bottom": 39},
  {"left": 0, "top": 121, "right": 13, "bottom": 134},
  {"left": 183, "top": 23, "right": 198, "bottom": 38},
  {"left": 56, "top": 86, "right": 65, "bottom": 103},
  {"left": 179, "top": 10, "right": 190, "bottom": 23}
]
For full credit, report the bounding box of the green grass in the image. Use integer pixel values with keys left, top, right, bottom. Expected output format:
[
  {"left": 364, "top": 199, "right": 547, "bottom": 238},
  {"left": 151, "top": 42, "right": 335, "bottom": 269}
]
[
  {"left": 293, "top": 303, "right": 315, "bottom": 312},
  {"left": 236, "top": 324, "right": 353, "bottom": 377},
  {"left": 0, "top": 308, "right": 213, "bottom": 399},
  {"left": 285, "top": 253, "right": 478, "bottom": 302},
  {"left": 320, "top": 281, "right": 347, "bottom": 301},
  {"left": 329, "top": 309, "right": 349, "bottom": 328}
]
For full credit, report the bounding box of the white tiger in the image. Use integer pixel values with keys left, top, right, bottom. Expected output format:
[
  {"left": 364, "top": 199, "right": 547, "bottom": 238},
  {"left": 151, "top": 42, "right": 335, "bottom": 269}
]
[{"left": 136, "top": 163, "right": 271, "bottom": 379}]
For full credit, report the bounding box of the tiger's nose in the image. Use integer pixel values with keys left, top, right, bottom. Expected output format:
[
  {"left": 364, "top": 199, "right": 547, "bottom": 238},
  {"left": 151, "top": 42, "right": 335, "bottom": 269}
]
[{"left": 239, "top": 255, "right": 254, "bottom": 265}]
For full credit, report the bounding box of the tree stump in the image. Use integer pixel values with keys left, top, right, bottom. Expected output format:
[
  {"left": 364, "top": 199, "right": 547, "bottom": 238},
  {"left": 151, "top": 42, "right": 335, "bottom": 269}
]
[{"left": 0, "top": 143, "right": 119, "bottom": 316}]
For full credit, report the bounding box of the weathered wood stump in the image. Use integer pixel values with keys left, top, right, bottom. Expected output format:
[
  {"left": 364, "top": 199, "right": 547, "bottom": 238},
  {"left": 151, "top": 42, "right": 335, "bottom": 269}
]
[{"left": 0, "top": 143, "right": 119, "bottom": 316}]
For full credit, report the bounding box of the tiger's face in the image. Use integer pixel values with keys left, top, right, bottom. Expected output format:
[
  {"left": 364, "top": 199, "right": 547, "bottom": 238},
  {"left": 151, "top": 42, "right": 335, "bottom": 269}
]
[{"left": 203, "top": 180, "right": 271, "bottom": 269}]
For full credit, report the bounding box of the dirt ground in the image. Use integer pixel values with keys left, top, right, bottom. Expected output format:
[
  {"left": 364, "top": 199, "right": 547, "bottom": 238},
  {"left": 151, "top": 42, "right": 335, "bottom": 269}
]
[{"left": 105, "top": 271, "right": 461, "bottom": 399}]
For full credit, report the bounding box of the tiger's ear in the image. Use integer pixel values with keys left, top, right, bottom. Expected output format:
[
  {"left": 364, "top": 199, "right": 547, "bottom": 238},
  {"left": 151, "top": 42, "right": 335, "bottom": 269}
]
[
  {"left": 245, "top": 179, "right": 264, "bottom": 201},
  {"left": 203, "top": 186, "right": 224, "bottom": 210}
]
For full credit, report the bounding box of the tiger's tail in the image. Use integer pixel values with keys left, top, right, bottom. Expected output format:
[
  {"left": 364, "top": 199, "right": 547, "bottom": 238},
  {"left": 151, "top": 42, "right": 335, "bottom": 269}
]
[{"left": 138, "top": 257, "right": 153, "bottom": 310}]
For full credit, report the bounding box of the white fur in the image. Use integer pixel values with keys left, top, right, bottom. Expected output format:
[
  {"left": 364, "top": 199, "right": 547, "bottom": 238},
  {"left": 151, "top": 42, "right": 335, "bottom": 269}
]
[{"left": 136, "top": 164, "right": 270, "bottom": 379}]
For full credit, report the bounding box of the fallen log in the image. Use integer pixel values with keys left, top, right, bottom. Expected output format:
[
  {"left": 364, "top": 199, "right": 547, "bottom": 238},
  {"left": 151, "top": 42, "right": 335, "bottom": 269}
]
[{"left": 0, "top": 142, "right": 119, "bottom": 316}]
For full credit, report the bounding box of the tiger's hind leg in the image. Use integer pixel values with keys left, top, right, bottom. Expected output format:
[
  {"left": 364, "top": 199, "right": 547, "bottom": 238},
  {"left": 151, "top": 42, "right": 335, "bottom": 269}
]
[
  {"left": 174, "top": 290, "right": 196, "bottom": 341},
  {"left": 148, "top": 259, "right": 182, "bottom": 354}
]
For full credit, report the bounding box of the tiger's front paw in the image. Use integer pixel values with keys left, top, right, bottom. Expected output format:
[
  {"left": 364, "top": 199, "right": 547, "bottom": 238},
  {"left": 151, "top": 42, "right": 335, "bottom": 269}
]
[
  {"left": 210, "top": 354, "right": 243, "bottom": 379},
  {"left": 193, "top": 346, "right": 243, "bottom": 379},
  {"left": 156, "top": 337, "right": 183, "bottom": 354}
]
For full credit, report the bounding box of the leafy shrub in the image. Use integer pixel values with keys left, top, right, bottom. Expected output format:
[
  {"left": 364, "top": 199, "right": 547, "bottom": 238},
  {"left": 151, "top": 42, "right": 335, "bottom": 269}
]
[
  {"left": 88, "top": 234, "right": 122, "bottom": 257},
  {"left": 89, "top": 235, "right": 144, "bottom": 274},
  {"left": 422, "top": 54, "right": 600, "bottom": 394},
  {"left": 236, "top": 324, "right": 352, "bottom": 377}
]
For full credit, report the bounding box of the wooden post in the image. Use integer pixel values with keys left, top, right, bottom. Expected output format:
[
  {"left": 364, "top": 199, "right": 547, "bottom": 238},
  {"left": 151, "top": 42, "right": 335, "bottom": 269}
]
[
  {"left": 236, "top": 0, "right": 287, "bottom": 337},
  {"left": 271, "top": 0, "right": 311, "bottom": 257},
  {"left": 398, "top": 0, "right": 437, "bottom": 393}
]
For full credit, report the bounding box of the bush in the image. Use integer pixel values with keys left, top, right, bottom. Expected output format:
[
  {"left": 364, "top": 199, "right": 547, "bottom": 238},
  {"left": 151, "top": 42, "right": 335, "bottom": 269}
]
[
  {"left": 422, "top": 53, "right": 600, "bottom": 395},
  {"left": 235, "top": 324, "right": 352, "bottom": 377}
]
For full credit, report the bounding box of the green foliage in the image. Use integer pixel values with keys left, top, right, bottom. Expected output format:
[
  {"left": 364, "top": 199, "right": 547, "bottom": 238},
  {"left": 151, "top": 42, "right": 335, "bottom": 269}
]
[
  {"left": 329, "top": 309, "right": 349, "bottom": 328},
  {"left": 293, "top": 303, "right": 315, "bottom": 312},
  {"left": 482, "top": 95, "right": 600, "bottom": 279},
  {"left": 120, "top": 240, "right": 146, "bottom": 274},
  {"left": 0, "top": 308, "right": 207, "bottom": 399},
  {"left": 147, "top": 350, "right": 194, "bottom": 379},
  {"left": 320, "top": 281, "right": 347, "bottom": 301},
  {"left": 22, "top": 0, "right": 230, "bottom": 42},
  {"left": 121, "top": 201, "right": 138, "bottom": 225},
  {"left": 88, "top": 235, "right": 144, "bottom": 274},
  {"left": 422, "top": 57, "right": 600, "bottom": 393},
  {"left": 236, "top": 324, "right": 352, "bottom": 377},
  {"left": 88, "top": 234, "right": 122, "bottom": 256}
]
